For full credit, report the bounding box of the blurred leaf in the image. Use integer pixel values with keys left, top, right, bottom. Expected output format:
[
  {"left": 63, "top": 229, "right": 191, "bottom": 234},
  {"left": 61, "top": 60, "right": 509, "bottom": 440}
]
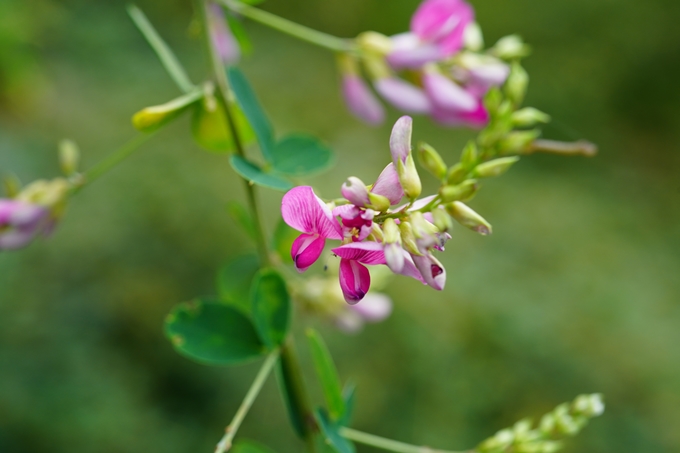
[
  {"left": 271, "top": 134, "right": 334, "bottom": 176},
  {"left": 164, "top": 298, "right": 265, "bottom": 366},
  {"left": 227, "top": 67, "right": 275, "bottom": 161},
  {"left": 251, "top": 269, "right": 290, "bottom": 348},
  {"left": 226, "top": 201, "right": 257, "bottom": 242},
  {"left": 58, "top": 139, "right": 79, "bottom": 176},
  {"left": 315, "top": 408, "right": 356, "bottom": 453},
  {"left": 276, "top": 349, "right": 307, "bottom": 438},
  {"left": 339, "top": 384, "right": 356, "bottom": 427},
  {"left": 227, "top": 15, "right": 252, "bottom": 55},
  {"left": 272, "top": 219, "right": 297, "bottom": 264},
  {"left": 191, "top": 98, "right": 256, "bottom": 153},
  {"left": 133, "top": 90, "right": 203, "bottom": 133},
  {"left": 236, "top": 0, "right": 267, "bottom": 5},
  {"left": 232, "top": 439, "right": 277, "bottom": 453},
  {"left": 307, "top": 329, "right": 345, "bottom": 420},
  {"left": 216, "top": 254, "right": 260, "bottom": 313},
  {"left": 3, "top": 173, "right": 21, "bottom": 198},
  {"left": 127, "top": 4, "right": 194, "bottom": 93},
  {"left": 230, "top": 155, "right": 292, "bottom": 191}
]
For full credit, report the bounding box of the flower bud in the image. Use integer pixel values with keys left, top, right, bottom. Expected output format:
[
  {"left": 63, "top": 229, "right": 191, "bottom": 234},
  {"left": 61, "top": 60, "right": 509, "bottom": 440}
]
[
  {"left": 409, "top": 211, "right": 438, "bottom": 239},
  {"left": 512, "top": 107, "right": 551, "bottom": 127},
  {"left": 356, "top": 31, "right": 393, "bottom": 55},
  {"left": 484, "top": 87, "right": 503, "bottom": 114},
  {"left": 397, "top": 153, "right": 422, "bottom": 199},
  {"left": 460, "top": 140, "right": 478, "bottom": 169},
  {"left": 573, "top": 394, "right": 605, "bottom": 418},
  {"left": 368, "top": 192, "right": 391, "bottom": 212},
  {"left": 383, "top": 218, "right": 401, "bottom": 244},
  {"left": 58, "top": 139, "right": 80, "bottom": 176},
  {"left": 505, "top": 61, "right": 529, "bottom": 106},
  {"left": 417, "top": 142, "right": 447, "bottom": 180},
  {"left": 133, "top": 90, "right": 203, "bottom": 133},
  {"left": 491, "top": 34, "right": 531, "bottom": 60},
  {"left": 446, "top": 163, "right": 468, "bottom": 185},
  {"left": 390, "top": 116, "right": 413, "bottom": 164},
  {"left": 463, "top": 22, "right": 484, "bottom": 51},
  {"left": 474, "top": 156, "right": 520, "bottom": 178},
  {"left": 439, "top": 179, "right": 479, "bottom": 203},
  {"left": 498, "top": 130, "right": 541, "bottom": 154},
  {"left": 398, "top": 221, "right": 421, "bottom": 255},
  {"left": 445, "top": 201, "right": 492, "bottom": 235},
  {"left": 431, "top": 207, "right": 453, "bottom": 232},
  {"left": 341, "top": 177, "right": 371, "bottom": 207}
]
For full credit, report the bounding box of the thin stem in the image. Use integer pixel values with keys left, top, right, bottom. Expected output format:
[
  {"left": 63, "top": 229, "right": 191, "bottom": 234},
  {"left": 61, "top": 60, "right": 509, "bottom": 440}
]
[
  {"left": 221, "top": 0, "right": 354, "bottom": 52},
  {"left": 215, "top": 349, "right": 280, "bottom": 453},
  {"left": 80, "top": 132, "right": 157, "bottom": 186},
  {"left": 527, "top": 139, "right": 598, "bottom": 157},
  {"left": 340, "top": 427, "right": 471, "bottom": 453}
]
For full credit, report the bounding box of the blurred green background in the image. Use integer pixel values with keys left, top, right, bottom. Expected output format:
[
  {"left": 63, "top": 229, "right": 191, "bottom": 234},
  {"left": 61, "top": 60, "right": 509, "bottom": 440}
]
[{"left": 1, "top": 0, "right": 679, "bottom": 452}]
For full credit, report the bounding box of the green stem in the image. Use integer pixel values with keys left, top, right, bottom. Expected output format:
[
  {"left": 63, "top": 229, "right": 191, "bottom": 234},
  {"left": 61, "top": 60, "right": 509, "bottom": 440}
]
[
  {"left": 527, "top": 139, "right": 598, "bottom": 157},
  {"left": 340, "top": 427, "right": 471, "bottom": 453},
  {"left": 221, "top": 0, "right": 354, "bottom": 52},
  {"left": 80, "top": 132, "right": 157, "bottom": 186},
  {"left": 215, "top": 349, "right": 280, "bottom": 453}
]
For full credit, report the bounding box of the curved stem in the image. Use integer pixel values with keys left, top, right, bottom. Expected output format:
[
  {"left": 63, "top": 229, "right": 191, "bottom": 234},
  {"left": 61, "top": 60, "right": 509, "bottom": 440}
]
[
  {"left": 527, "top": 139, "right": 598, "bottom": 157},
  {"left": 340, "top": 427, "right": 471, "bottom": 453},
  {"left": 220, "top": 0, "right": 354, "bottom": 52},
  {"left": 215, "top": 349, "right": 280, "bottom": 453}
]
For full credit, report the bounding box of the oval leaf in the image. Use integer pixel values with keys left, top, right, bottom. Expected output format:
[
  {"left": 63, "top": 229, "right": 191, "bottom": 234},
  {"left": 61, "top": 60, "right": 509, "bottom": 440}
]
[
  {"left": 230, "top": 155, "right": 292, "bottom": 191},
  {"left": 307, "top": 329, "right": 345, "bottom": 420},
  {"left": 133, "top": 90, "right": 203, "bottom": 133},
  {"left": 217, "top": 254, "right": 260, "bottom": 313},
  {"left": 250, "top": 269, "right": 290, "bottom": 348},
  {"left": 272, "top": 134, "right": 334, "bottom": 176},
  {"left": 164, "top": 298, "right": 265, "bottom": 366}
]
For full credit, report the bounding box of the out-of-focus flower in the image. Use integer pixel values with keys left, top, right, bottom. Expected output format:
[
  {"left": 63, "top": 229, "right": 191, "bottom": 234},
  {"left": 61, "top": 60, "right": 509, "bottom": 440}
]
[
  {"left": 338, "top": 54, "right": 385, "bottom": 125},
  {"left": 208, "top": 2, "right": 240, "bottom": 64}
]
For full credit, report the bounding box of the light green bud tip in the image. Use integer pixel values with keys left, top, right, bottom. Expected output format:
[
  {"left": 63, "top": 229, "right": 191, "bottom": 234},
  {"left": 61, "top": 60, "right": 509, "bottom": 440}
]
[
  {"left": 417, "top": 142, "right": 447, "bottom": 180},
  {"left": 498, "top": 130, "right": 541, "bottom": 154},
  {"left": 439, "top": 179, "right": 479, "bottom": 203},
  {"left": 58, "top": 139, "right": 80, "bottom": 176},
  {"left": 398, "top": 221, "right": 421, "bottom": 255},
  {"left": 368, "top": 192, "right": 391, "bottom": 212},
  {"left": 445, "top": 201, "right": 492, "bottom": 235},
  {"left": 512, "top": 107, "right": 551, "bottom": 127},
  {"left": 474, "top": 156, "right": 520, "bottom": 178},
  {"left": 460, "top": 140, "right": 478, "bottom": 170},
  {"left": 573, "top": 393, "right": 605, "bottom": 418},
  {"left": 431, "top": 207, "right": 453, "bottom": 232},
  {"left": 383, "top": 218, "right": 401, "bottom": 244},
  {"left": 397, "top": 153, "right": 422, "bottom": 199},
  {"left": 505, "top": 61, "right": 529, "bottom": 106}
]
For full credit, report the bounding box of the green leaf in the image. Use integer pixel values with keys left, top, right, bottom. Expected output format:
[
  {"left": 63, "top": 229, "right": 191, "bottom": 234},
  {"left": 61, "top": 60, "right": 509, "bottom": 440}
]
[
  {"left": 226, "top": 15, "right": 253, "bottom": 55},
  {"left": 271, "top": 134, "right": 334, "bottom": 176},
  {"left": 216, "top": 254, "right": 260, "bottom": 313},
  {"left": 127, "top": 4, "right": 194, "bottom": 93},
  {"left": 276, "top": 354, "right": 307, "bottom": 438},
  {"left": 307, "top": 329, "right": 345, "bottom": 420},
  {"left": 237, "top": 0, "right": 266, "bottom": 5},
  {"left": 227, "top": 67, "right": 275, "bottom": 161},
  {"left": 133, "top": 90, "right": 203, "bottom": 133},
  {"left": 232, "top": 440, "right": 277, "bottom": 453},
  {"left": 339, "top": 384, "right": 356, "bottom": 427},
  {"left": 251, "top": 269, "right": 290, "bottom": 348},
  {"left": 191, "top": 98, "right": 256, "bottom": 153},
  {"left": 315, "top": 409, "right": 356, "bottom": 453},
  {"left": 230, "top": 155, "right": 292, "bottom": 191},
  {"left": 226, "top": 201, "right": 257, "bottom": 242},
  {"left": 271, "top": 219, "right": 298, "bottom": 264},
  {"left": 164, "top": 298, "right": 265, "bottom": 366}
]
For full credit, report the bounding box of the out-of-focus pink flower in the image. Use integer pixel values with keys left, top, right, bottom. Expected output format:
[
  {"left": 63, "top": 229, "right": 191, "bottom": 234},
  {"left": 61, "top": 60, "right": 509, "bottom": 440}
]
[
  {"left": 432, "top": 99, "right": 489, "bottom": 128},
  {"left": 423, "top": 66, "right": 477, "bottom": 113},
  {"left": 209, "top": 2, "right": 240, "bottom": 65},
  {"left": 0, "top": 199, "right": 50, "bottom": 251},
  {"left": 281, "top": 186, "right": 342, "bottom": 272},
  {"left": 374, "top": 78, "right": 432, "bottom": 114},
  {"left": 342, "top": 74, "right": 385, "bottom": 125},
  {"left": 411, "top": 0, "right": 475, "bottom": 56}
]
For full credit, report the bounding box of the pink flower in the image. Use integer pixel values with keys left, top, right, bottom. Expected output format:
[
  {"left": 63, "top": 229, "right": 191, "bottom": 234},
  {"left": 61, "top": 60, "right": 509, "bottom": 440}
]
[
  {"left": 0, "top": 199, "right": 50, "bottom": 251},
  {"left": 374, "top": 78, "right": 432, "bottom": 114},
  {"left": 412, "top": 252, "right": 446, "bottom": 290},
  {"left": 342, "top": 74, "right": 385, "bottom": 125},
  {"left": 371, "top": 163, "right": 404, "bottom": 206},
  {"left": 281, "top": 186, "right": 342, "bottom": 272},
  {"left": 333, "top": 205, "right": 375, "bottom": 242},
  {"left": 411, "top": 0, "right": 474, "bottom": 57},
  {"left": 209, "top": 2, "right": 240, "bottom": 65},
  {"left": 332, "top": 242, "right": 387, "bottom": 304}
]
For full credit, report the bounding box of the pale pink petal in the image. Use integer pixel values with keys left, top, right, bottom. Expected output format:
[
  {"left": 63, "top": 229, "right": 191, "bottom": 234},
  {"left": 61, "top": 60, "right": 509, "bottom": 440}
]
[
  {"left": 0, "top": 229, "right": 38, "bottom": 250},
  {"left": 339, "top": 258, "right": 371, "bottom": 304},
  {"left": 341, "top": 177, "right": 371, "bottom": 207},
  {"left": 375, "top": 79, "right": 432, "bottom": 114},
  {"left": 282, "top": 186, "right": 342, "bottom": 239},
  {"left": 412, "top": 253, "right": 446, "bottom": 290},
  {"left": 350, "top": 293, "right": 393, "bottom": 321},
  {"left": 389, "top": 116, "right": 413, "bottom": 164},
  {"left": 332, "top": 241, "right": 386, "bottom": 265},
  {"left": 432, "top": 100, "right": 489, "bottom": 128},
  {"left": 399, "top": 252, "right": 427, "bottom": 284},
  {"left": 384, "top": 242, "right": 405, "bottom": 273},
  {"left": 291, "top": 234, "right": 326, "bottom": 272},
  {"left": 209, "top": 3, "right": 240, "bottom": 65},
  {"left": 387, "top": 33, "right": 443, "bottom": 69},
  {"left": 371, "top": 163, "right": 404, "bottom": 205},
  {"left": 342, "top": 74, "right": 385, "bottom": 125},
  {"left": 423, "top": 71, "right": 477, "bottom": 112}
]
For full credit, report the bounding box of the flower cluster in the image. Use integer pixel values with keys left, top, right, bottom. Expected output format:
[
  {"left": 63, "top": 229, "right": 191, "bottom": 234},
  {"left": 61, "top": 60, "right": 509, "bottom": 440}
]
[
  {"left": 282, "top": 116, "right": 493, "bottom": 304},
  {"left": 339, "top": 0, "right": 528, "bottom": 127}
]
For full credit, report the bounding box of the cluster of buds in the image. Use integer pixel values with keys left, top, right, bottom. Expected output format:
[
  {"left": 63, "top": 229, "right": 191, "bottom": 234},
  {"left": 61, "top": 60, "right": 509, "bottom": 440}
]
[
  {"left": 338, "top": 0, "right": 531, "bottom": 126},
  {"left": 282, "top": 116, "right": 499, "bottom": 304},
  {"left": 476, "top": 394, "right": 605, "bottom": 453}
]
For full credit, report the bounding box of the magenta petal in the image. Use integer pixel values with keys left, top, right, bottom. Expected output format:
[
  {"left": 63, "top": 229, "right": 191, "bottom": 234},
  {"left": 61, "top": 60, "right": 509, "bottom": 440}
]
[
  {"left": 389, "top": 116, "right": 413, "bottom": 165},
  {"left": 411, "top": 0, "right": 474, "bottom": 55},
  {"left": 375, "top": 79, "right": 432, "bottom": 115},
  {"left": 332, "top": 241, "right": 386, "bottom": 265},
  {"left": 291, "top": 233, "right": 325, "bottom": 272},
  {"left": 339, "top": 258, "right": 371, "bottom": 304},
  {"left": 423, "top": 71, "right": 477, "bottom": 112},
  {"left": 282, "top": 186, "right": 342, "bottom": 239},
  {"left": 371, "top": 163, "right": 404, "bottom": 205},
  {"left": 342, "top": 74, "right": 385, "bottom": 125},
  {"left": 412, "top": 253, "right": 446, "bottom": 290}
]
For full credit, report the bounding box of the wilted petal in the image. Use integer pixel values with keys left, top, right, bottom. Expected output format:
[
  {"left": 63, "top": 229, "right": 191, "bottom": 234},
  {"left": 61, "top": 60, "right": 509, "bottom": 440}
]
[
  {"left": 341, "top": 177, "right": 371, "bottom": 207},
  {"left": 423, "top": 70, "right": 477, "bottom": 112},
  {"left": 375, "top": 79, "right": 432, "bottom": 114},
  {"left": 282, "top": 186, "right": 342, "bottom": 239},
  {"left": 371, "top": 163, "right": 404, "bottom": 205},
  {"left": 332, "top": 241, "right": 386, "bottom": 265},
  {"left": 412, "top": 253, "right": 446, "bottom": 290},
  {"left": 384, "top": 242, "right": 405, "bottom": 273},
  {"left": 339, "top": 258, "right": 371, "bottom": 304},
  {"left": 411, "top": 0, "right": 475, "bottom": 55},
  {"left": 350, "top": 292, "right": 393, "bottom": 321},
  {"left": 209, "top": 3, "right": 240, "bottom": 65},
  {"left": 389, "top": 116, "right": 413, "bottom": 164},
  {"left": 291, "top": 233, "right": 326, "bottom": 272},
  {"left": 342, "top": 74, "right": 385, "bottom": 125}
]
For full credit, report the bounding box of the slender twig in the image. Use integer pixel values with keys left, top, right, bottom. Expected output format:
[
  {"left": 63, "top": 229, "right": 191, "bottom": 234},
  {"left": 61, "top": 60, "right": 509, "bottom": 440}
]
[
  {"left": 220, "top": 0, "right": 354, "bottom": 52},
  {"left": 215, "top": 349, "right": 280, "bottom": 453},
  {"left": 80, "top": 132, "right": 157, "bottom": 186},
  {"left": 527, "top": 139, "right": 598, "bottom": 157},
  {"left": 340, "top": 427, "right": 472, "bottom": 453}
]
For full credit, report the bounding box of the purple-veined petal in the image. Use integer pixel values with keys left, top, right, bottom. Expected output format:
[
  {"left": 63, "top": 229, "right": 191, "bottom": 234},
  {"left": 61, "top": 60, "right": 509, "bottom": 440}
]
[
  {"left": 423, "top": 70, "right": 477, "bottom": 112},
  {"left": 342, "top": 74, "right": 385, "bottom": 125},
  {"left": 341, "top": 177, "right": 371, "bottom": 207},
  {"left": 332, "top": 241, "right": 386, "bottom": 265},
  {"left": 412, "top": 253, "right": 446, "bottom": 290},
  {"left": 375, "top": 79, "right": 432, "bottom": 115},
  {"left": 371, "top": 163, "right": 404, "bottom": 205},
  {"left": 291, "top": 233, "right": 326, "bottom": 272},
  {"left": 389, "top": 116, "right": 413, "bottom": 165},
  {"left": 339, "top": 258, "right": 371, "bottom": 304},
  {"left": 349, "top": 292, "right": 393, "bottom": 321},
  {"left": 384, "top": 242, "right": 405, "bottom": 273},
  {"left": 282, "top": 186, "right": 342, "bottom": 239}
]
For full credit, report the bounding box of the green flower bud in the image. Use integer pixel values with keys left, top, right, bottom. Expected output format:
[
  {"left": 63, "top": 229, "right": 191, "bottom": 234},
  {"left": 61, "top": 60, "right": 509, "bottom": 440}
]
[
  {"left": 512, "top": 107, "right": 551, "bottom": 127},
  {"left": 439, "top": 180, "right": 479, "bottom": 203},
  {"left": 417, "top": 142, "right": 447, "bottom": 180},
  {"left": 445, "top": 201, "right": 492, "bottom": 235},
  {"left": 398, "top": 221, "right": 421, "bottom": 255},
  {"left": 505, "top": 61, "right": 529, "bottom": 106},
  {"left": 446, "top": 163, "right": 468, "bottom": 185},
  {"left": 383, "top": 218, "right": 401, "bottom": 244},
  {"left": 368, "top": 192, "right": 391, "bottom": 212},
  {"left": 491, "top": 34, "right": 531, "bottom": 60},
  {"left": 431, "top": 207, "right": 453, "bottom": 232},
  {"left": 460, "top": 140, "right": 478, "bottom": 170},
  {"left": 58, "top": 139, "right": 80, "bottom": 176},
  {"left": 484, "top": 87, "right": 503, "bottom": 115},
  {"left": 573, "top": 394, "right": 605, "bottom": 418},
  {"left": 356, "top": 31, "right": 393, "bottom": 55},
  {"left": 370, "top": 222, "right": 385, "bottom": 242},
  {"left": 463, "top": 22, "right": 484, "bottom": 51},
  {"left": 474, "top": 156, "right": 520, "bottom": 178},
  {"left": 397, "top": 152, "right": 422, "bottom": 199},
  {"left": 409, "top": 211, "right": 438, "bottom": 239},
  {"left": 498, "top": 130, "right": 541, "bottom": 155},
  {"left": 132, "top": 89, "right": 203, "bottom": 133}
]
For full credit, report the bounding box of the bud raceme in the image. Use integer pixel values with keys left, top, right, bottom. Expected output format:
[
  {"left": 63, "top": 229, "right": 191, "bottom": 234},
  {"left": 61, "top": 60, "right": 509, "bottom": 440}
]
[
  {"left": 474, "top": 156, "right": 520, "bottom": 178},
  {"left": 397, "top": 152, "right": 422, "bottom": 199},
  {"left": 445, "top": 201, "right": 492, "bottom": 235},
  {"left": 417, "top": 142, "right": 447, "bottom": 180}
]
